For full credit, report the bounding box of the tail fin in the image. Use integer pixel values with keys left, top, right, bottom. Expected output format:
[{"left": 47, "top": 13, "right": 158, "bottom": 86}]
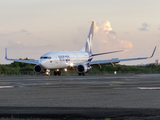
[{"left": 84, "top": 21, "right": 94, "bottom": 53}]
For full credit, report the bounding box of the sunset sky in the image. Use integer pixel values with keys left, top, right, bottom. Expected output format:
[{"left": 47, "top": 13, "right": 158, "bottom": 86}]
[{"left": 0, "top": 0, "right": 160, "bottom": 65}]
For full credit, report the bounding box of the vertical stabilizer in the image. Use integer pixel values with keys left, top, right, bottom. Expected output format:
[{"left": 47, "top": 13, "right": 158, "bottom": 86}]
[{"left": 84, "top": 21, "right": 94, "bottom": 53}]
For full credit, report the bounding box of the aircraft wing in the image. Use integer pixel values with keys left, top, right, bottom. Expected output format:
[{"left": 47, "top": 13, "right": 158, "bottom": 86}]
[
  {"left": 90, "top": 46, "right": 157, "bottom": 65},
  {"left": 5, "top": 48, "right": 39, "bottom": 64},
  {"left": 92, "top": 50, "right": 123, "bottom": 56}
]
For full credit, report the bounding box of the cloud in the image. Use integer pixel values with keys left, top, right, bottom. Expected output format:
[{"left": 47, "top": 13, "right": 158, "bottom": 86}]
[
  {"left": 0, "top": 33, "right": 6, "bottom": 36},
  {"left": 11, "top": 29, "right": 31, "bottom": 35},
  {"left": 1, "top": 21, "right": 134, "bottom": 64},
  {"left": 71, "top": 20, "right": 133, "bottom": 57},
  {"left": 93, "top": 21, "right": 133, "bottom": 53},
  {"left": 20, "top": 29, "right": 31, "bottom": 35},
  {"left": 21, "top": 29, "right": 27, "bottom": 33},
  {"left": 109, "top": 31, "right": 116, "bottom": 35},
  {"left": 123, "top": 32, "right": 130, "bottom": 34},
  {"left": 7, "top": 39, "right": 56, "bottom": 51},
  {"left": 138, "top": 22, "right": 149, "bottom": 31},
  {"left": 5, "top": 39, "right": 57, "bottom": 61},
  {"left": 8, "top": 40, "right": 27, "bottom": 48},
  {"left": 95, "top": 20, "right": 112, "bottom": 33}
]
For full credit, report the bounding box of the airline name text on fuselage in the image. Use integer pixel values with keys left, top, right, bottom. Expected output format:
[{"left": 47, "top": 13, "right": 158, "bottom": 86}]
[{"left": 58, "top": 55, "right": 70, "bottom": 62}]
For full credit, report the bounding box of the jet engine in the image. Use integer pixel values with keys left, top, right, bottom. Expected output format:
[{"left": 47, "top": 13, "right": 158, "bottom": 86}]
[
  {"left": 34, "top": 65, "right": 43, "bottom": 73},
  {"left": 76, "top": 64, "right": 90, "bottom": 73}
]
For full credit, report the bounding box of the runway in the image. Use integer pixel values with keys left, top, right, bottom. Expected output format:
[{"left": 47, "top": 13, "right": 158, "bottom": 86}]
[{"left": 0, "top": 74, "right": 160, "bottom": 119}]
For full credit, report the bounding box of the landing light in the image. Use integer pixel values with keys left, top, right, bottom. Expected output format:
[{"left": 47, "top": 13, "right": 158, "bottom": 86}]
[
  {"left": 70, "top": 63, "right": 74, "bottom": 67},
  {"left": 64, "top": 68, "right": 67, "bottom": 72}
]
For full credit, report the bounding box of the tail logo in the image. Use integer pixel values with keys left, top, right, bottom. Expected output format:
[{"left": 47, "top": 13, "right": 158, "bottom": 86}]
[
  {"left": 85, "top": 34, "right": 93, "bottom": 53},
  {"left": 83, "top": 21, "right": 94, "bottom": 53}
]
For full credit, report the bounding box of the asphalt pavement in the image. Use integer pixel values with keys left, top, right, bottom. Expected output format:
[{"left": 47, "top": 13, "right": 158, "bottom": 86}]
[{"left": 0, "top": 74, "right": 160, "bottom": 119}]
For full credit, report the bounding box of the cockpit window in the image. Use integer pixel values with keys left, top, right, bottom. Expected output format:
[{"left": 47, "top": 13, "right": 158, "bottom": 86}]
[{"left": 40, "top": 57, "right": 51, "bottom": 59}]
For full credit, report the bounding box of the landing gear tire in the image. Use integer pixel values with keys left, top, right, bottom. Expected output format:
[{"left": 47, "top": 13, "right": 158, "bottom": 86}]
[
  {"left": 79, "top": 73, "right": 85, "bottom": 76},
  {"left": 57, "top": 71, "right": 61, "bottom": 76},
  {"left": 54, "top": 71, "right": 61, "bottom": 76},
  {"left": 54, "top": 71, "right": 57, "bottom": 76}
]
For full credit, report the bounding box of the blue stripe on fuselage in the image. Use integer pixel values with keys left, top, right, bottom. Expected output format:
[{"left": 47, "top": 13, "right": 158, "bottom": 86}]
[
  {"left": 87, "top": 52, "right": 93, "bottom": 62},
  {"left": 88, "top": 58, "right": 93, "bottom": 62}
]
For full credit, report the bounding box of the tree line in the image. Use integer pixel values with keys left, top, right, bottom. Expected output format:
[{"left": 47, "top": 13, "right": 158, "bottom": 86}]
[
  {"left": 91, "top": 64, "right": 160, "bottom": 74},
  {"left": 0, "top": 58, "right": 34, "bottom": 72},
  {"left": 0, "top": 58, "right": 160, "bottom": 75}
]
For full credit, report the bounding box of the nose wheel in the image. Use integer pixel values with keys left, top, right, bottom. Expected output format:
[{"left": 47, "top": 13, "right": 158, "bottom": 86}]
[{"left": 54, "top": 70, "right": 61, "bottom": 76}]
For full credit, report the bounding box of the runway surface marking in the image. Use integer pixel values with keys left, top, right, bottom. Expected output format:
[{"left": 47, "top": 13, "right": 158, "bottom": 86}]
[
  {"left": 138, "top": 87, "right": 160, "bottom": 90},
  {"left": 0, "top": 86, "right": 14, "bottom": 88},
  {"left": 111, "top": 81, "right": 122, "bottom": 83}
]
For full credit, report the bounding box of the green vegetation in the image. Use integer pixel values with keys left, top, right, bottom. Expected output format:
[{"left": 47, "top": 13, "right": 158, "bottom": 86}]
[
  {"left": 0, "top": 59, "right": 160, "bottom": 76},
  {"left": 0, "top": 58, "right": 34, "bottom": 76},
  {"left": 89, "top": 64, "right": 160, "bottom": 74}
]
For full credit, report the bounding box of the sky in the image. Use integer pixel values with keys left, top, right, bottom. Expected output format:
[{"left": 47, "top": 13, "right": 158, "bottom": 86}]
[{"left": 0, "top": 0, "right": 160, "bottom": 65}]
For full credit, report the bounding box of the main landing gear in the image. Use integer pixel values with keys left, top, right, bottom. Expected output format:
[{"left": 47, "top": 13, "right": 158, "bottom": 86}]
[
  {"left": 54, "top": 69, "right": 61, "bottom": 76},
  {"left": 45, "top": 69, "right": 61, "bottom": 76},
  {"left": 79, "top": 73, "right": 85, "bottom": 76}
]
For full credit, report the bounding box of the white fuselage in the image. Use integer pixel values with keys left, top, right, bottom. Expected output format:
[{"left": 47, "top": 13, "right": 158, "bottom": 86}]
[{"left": 39, "top": 51, "right": 91, "bottom": 69}]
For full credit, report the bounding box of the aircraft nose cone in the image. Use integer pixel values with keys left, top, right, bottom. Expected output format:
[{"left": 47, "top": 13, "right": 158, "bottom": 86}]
[{"left": 39, "top": 60, "right": 47, "bottom": 68}]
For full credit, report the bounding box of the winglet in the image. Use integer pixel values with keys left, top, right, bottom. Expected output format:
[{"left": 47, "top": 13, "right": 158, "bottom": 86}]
[
  {"left": 5, "top": 48, "right": 7, "bottom": 59},
  {"left": 149, "top": 46, "right": 157, "bottom": 58}
]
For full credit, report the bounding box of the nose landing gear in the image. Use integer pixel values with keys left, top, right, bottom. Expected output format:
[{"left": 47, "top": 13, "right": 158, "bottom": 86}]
[{"left": 54, "top": 69, "right": 61, "bottom": 76}]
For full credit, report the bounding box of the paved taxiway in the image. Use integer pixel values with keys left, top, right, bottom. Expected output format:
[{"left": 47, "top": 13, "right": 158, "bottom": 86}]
[{"left": 0, "top": 74, "right": 160, "bottom": 119}]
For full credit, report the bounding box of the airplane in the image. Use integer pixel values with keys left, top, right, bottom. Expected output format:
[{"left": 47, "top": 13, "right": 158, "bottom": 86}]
[{"left": 5, "top": 21, "right": 156, "bottom": 76}]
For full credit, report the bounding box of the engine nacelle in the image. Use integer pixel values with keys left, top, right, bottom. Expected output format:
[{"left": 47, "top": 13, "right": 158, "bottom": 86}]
[
  {"left": 34, "top": 65, "right": 43, "bottom": 73},
  {"left": 76, "top": 64, "right": 91, "bottom": 73}
]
